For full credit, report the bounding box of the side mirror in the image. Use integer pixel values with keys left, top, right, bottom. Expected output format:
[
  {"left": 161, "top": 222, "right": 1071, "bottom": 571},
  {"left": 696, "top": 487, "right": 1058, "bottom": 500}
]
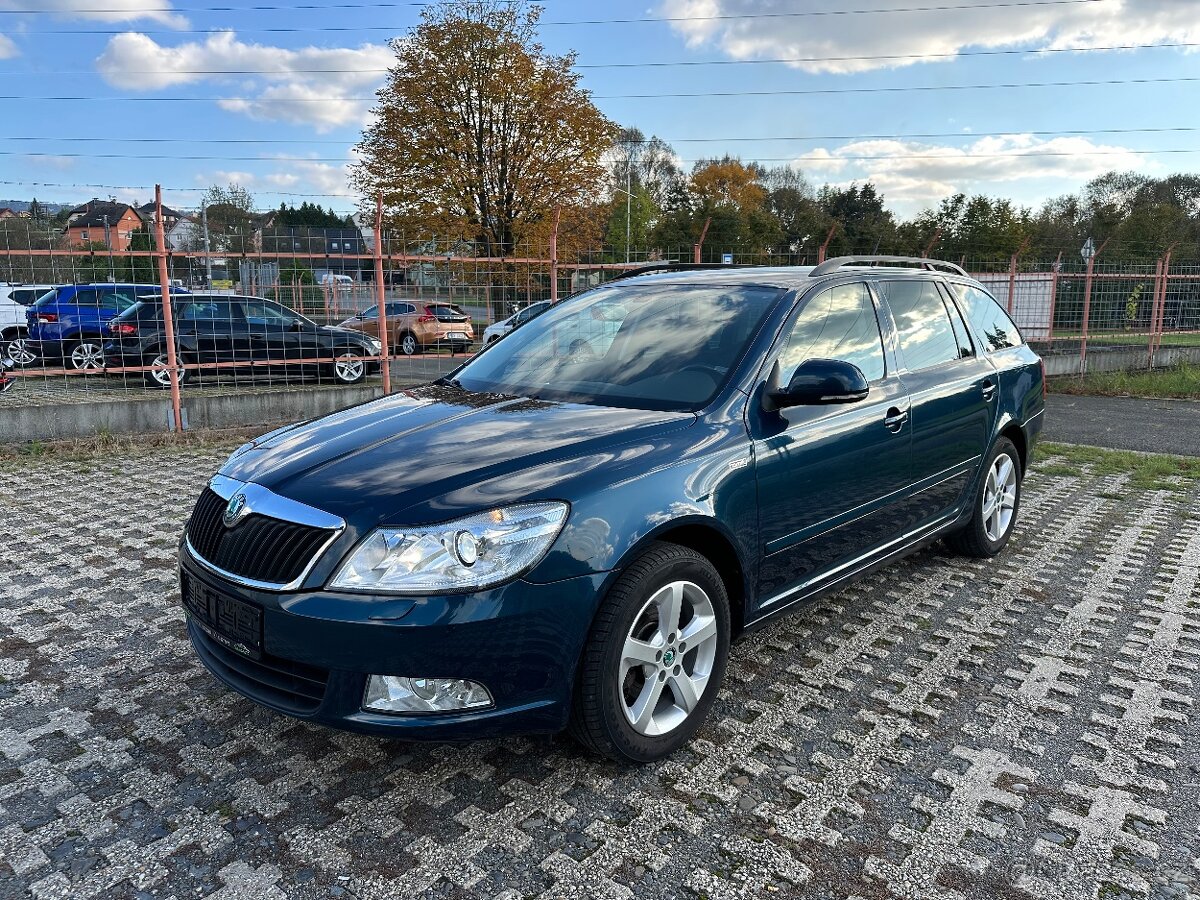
[{"left": 766, "top": 358, "right": 869, "bottom": 411}]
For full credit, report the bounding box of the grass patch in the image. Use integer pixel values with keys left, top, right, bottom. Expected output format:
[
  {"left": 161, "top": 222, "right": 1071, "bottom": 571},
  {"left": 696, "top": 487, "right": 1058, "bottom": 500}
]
[
  {"left": 1048, "top": 331, "right": 1200, "bottom": 348},
  {"left": 0, "top": 425, "right": 264, "bottom": 468},
  {"left": 1049, "top": 363, "right": 1200, "bottom": 400},
  {"left": 1037, "top": 441, "right": 1200, "bottom": 491}
]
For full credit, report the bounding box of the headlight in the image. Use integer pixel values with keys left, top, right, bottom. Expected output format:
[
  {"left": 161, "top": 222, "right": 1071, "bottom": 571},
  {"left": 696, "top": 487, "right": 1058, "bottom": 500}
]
[
  {"left": 367, "top": 338, "right": 382, "bottom": 354},
  {"left": 329, "top": 501, "right": 568, "bottom": 594}
]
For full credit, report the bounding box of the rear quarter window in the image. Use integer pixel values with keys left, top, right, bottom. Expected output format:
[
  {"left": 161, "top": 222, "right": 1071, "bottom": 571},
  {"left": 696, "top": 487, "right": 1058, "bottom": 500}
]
[{"left": 952, "top": 284, "right": 1024, "bottom": 352}]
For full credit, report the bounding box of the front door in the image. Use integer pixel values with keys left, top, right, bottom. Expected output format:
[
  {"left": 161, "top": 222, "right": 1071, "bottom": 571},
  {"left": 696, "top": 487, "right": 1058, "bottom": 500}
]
[
  {"left": 874, "top": 278, "right": 997, "bottom": 523},
  {"left": 750, "top": 281, "right": 913, "bottom": 611}
]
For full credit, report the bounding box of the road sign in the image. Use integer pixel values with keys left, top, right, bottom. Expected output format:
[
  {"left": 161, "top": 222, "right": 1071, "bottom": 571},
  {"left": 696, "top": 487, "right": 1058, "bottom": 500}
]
[
  {"left": 721, "top": 253, "right": 734, "bottom": 265},
  {"left": 1080, "top": 238, "right": 1096, "bottom": 262}
]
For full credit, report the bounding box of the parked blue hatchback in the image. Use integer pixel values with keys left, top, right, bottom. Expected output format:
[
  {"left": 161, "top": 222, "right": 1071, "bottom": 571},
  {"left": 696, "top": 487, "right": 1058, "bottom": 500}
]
[
  {"left": 25, "top": 283, "right": 188, "bottom": 370},
  {"left": 180, "top": 257, "right": 1044, "bottom": 762}
]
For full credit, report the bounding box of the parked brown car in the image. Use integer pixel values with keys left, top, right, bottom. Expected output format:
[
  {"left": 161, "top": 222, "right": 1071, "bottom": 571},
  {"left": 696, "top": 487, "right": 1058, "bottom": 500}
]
[{"left": 339, "top": 301, "right": 475, "bottom": 355}]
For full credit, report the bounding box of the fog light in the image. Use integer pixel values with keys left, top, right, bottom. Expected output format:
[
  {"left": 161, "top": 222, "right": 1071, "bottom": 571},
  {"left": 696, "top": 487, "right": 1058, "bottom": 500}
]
[{"left": 362, "top": 675, "right": 493, "bottom": 714}]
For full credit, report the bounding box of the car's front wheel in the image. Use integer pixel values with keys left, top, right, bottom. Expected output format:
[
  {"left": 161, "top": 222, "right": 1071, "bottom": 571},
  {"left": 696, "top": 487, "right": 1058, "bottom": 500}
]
[
  {"left": 946, "top": 436, "right": 1022, "bottom": 558},
  {"left": 398, "top": 332, "right": 419, "bottom": 356},
  {"left": 570, "top": 541, "right": 730, "bottom": 763}
]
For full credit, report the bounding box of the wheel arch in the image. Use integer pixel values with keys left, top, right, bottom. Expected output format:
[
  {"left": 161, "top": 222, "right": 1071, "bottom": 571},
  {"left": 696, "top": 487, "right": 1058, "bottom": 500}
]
[
  {"left": 604, "top": 515, "right": 752, "bottom": 639},
  {"left": 996, "top": 416, "right": 1028, "bottom": 474}
]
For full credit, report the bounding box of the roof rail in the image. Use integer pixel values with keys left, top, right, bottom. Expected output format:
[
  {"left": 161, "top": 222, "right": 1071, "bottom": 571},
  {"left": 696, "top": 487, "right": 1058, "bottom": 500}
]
[
  {"left": 809, "top": 255, "right": 968, "bottom": 278},
  {"left": 608, "top": 262, "right": 758, "bottom": 281}
]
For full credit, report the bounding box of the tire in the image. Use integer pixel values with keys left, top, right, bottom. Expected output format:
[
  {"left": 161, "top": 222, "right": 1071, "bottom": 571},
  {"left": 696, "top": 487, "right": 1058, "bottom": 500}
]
[
  {"left": 569, "top": 541, "right": 730, "bottom": 764},
  {"left": 2, "top": 333, "right": 35, "bottom": 368},
  {"left": 399, "top": 332, "right": 419, "bottom": 356},
  {"left": 945, "top": 436, "right": 1022, "bottom": 558},
  {"left": 331, "top": 350, "right": 366, "bottom": 384},
  {"left": 143, "top": 350, "right": 188, "bottom": 389},
  {"left": 68, "top": 339, "right": 106, "bottom": 372}
]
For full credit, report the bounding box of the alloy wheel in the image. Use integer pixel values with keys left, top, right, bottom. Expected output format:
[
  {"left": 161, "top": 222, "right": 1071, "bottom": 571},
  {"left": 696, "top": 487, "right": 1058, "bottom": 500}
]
[
  {"left": 401, "top": 334, "right": 418, "bottom": 356},
  {"left": 982, "top": 453, "right": 1018, "bottom": 542},
  {"left": 70, "top": 341, "right": 104, "bottom": 371},
  {"left": 5, "top": 338, "right": 36, "bottom": 367},
  {"left": 619, "top": 580, "right": 719, "bottom": 737},
  {"left": 150, "top": 353, "right": 183, "bottom": 387},
  {"left": 334, "top": 352, "right": 365, "bottom": 383}
]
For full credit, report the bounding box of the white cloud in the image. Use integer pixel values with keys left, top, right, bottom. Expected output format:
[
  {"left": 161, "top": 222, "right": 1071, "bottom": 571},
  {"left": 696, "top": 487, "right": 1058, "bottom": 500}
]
[
  {"left": 0, "top": 34, "right": 16, "bottom": 59},
  {"left": 798, "top": 134, "right": 1147, "bottom": 211},
  {"left": 0, "top": 0, "right": 186, "bottom": 28},
  {"left": 96, "top": 31, "right": 392, "bottom": 131},
  {"left": 660, "top": 0, "right": 1200, "bottom": 73},
  {"left": 194, "top": 155, "right": 355, "bottom": 204}
]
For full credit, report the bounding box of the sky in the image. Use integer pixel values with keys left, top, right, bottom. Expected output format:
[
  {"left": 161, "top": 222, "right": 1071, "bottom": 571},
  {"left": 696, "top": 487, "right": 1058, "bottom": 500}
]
[{"left": 0, "top": 0, "right": 1198, "bottom": 218}]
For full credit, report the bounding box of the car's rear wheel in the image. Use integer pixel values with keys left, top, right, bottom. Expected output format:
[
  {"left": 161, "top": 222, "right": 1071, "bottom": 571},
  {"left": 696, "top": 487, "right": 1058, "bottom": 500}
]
[
  {"left": 332, "top": 351, "right": 366, "bottom": 384},
  {"left": 68, "top": 339, "right": 105, "bottom": 372},
  {"left": 570, "top": 541, "right": 730, "bottom": 763},
  {"left": 3, "top": 334, "right": 35, "bottom": 367},
  {"left": 144, "top": 350, "right": 188, "bottom": 388},
  {"left": 945, "top": 436, "right": 1022, "bottom": 558},
  {"left": 399, "top": 332, "right": 418, "bottom": 356}
]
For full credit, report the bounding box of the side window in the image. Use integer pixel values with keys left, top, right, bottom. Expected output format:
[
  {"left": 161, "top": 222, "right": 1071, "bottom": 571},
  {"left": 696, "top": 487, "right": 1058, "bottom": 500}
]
[
  {"left": 386, "top": 302, "right": 414, "bottom": 316},
  {"left": 360, "top": 305, "right": 378, "bottom": 319},
  {"left": 180, "top": 300, "right": 230, "bottom": 321},
  {"left": 241, "top": 299, "right": 300, "bottom": 327},
  {"left": 939, "top": 284, "right": 975, "bottom": 359},
  {"left": 111, "top": 290, "right": 138, "bottom": 311},
  {"left": 778, "top": 282, "right": 885, "bottom": 383},
  {"left": 878, "top": 280, "right": 961, "bottom": 372},
  {"left": 71, "top": 288, "right": 99, "bottom": 307},
  {"left": 953, "top": 284, "right": 1024, "bottom": 352}
]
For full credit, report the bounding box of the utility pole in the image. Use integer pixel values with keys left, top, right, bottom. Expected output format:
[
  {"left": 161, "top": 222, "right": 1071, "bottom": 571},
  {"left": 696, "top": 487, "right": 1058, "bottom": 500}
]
[
  {"left": 625, "top": 156, "right": 631, "bottom": 265},
  {"left": 201, "top": 203, "right": 213, "bottom": 286}
]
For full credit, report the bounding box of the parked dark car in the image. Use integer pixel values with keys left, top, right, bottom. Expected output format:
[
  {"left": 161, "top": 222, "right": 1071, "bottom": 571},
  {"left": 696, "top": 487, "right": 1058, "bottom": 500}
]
[
  {"left": 103, "top": 294, "right": 382, "bottom": 387},
  {"left": 25, "top": 283, "right": 189, "bottom": 370},
  {"left": 179, "top": 257, "right": 1044, "bottom": 762}
]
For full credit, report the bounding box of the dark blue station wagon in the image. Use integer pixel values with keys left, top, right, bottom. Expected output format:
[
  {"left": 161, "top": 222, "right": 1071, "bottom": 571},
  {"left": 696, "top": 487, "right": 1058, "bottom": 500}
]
[{"left": 180, "top": 257, "right": 1044, "bottom": 763}]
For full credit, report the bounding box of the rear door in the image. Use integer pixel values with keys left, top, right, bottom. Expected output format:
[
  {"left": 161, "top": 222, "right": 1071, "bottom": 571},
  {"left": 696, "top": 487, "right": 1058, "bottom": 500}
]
[
  {"left": 239, "top": 298, "right": 315, "bottom": 374},
  {"left": 749, "top": 281, "right": 914, "bottom": 608},
  {"left": 177, "top": 297, "right": 243, "bottom": 368},
  {"left": 874, "top": 278, "right": 997, "bottom": 524}
]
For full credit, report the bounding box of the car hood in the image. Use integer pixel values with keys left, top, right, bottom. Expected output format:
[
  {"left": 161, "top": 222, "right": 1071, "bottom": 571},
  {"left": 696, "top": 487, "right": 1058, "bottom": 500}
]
[{"left": 219, "top": 383, "right": 695, "bottom": 527}]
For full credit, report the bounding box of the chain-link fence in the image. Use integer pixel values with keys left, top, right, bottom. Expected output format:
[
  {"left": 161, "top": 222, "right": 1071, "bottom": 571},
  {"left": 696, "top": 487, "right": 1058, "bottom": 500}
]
[{"left": 2, "top": 198, "right": 1199, "bottom": 435}]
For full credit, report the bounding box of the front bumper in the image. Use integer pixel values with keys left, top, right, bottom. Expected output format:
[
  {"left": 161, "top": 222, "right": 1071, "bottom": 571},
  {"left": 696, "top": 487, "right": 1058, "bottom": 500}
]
[{"left": 179, "top": 542, "right": 604, "bottom": 740}]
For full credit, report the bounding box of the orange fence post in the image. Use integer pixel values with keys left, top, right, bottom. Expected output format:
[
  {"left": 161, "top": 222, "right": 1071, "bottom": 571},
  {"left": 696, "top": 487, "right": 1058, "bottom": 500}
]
[
  {"left": 1006, "top": 237, "right": 1030, "bottom": 315},
  {"left": 817, "top": 224, "right": 838, "bottom": 264},
  {"left": 693, "top": 216, "right": 712, "bottom": 264},
  {"left": 1149, "top": 245, "right": 1176, "bottom": 364},
  {"left": 374, "top": 196, "right": 392, "bottom": 395},
  {"left": 154, "top": 185, "right": 184, "bottom": 432}
]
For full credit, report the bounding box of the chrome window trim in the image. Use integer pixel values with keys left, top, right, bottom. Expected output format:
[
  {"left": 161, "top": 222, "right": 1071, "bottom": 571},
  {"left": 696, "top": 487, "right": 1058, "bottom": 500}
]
[{"left": 187, "top": 475, "right": 346, "bottom": 591}]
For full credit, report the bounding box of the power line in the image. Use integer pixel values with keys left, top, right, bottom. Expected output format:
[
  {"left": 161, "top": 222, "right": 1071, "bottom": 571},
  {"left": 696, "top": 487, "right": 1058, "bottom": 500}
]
[
  {"left": 3, "top": 0, "right": 1111, "bottom": 34},
  {"left": 6, "top": 148, "right": 1200, "bottom": 165},
  {"left": 0, "top": 179, "right": 355, "bottom": 197},
  {"left": 2, "top": 40, "right": 1191, "bottom": 77},
  {"left": 3, "top": 126, "right": 1199, "bottom": 146},
  {"left": 0, "top": 75, "right": 1193, "bottom": 102}
]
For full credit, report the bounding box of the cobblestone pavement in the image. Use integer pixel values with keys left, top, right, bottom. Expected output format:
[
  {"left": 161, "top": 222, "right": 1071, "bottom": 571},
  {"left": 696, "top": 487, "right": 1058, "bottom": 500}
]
[{"left": 1, "top": 446, "right": 1198, "bottom": 900}]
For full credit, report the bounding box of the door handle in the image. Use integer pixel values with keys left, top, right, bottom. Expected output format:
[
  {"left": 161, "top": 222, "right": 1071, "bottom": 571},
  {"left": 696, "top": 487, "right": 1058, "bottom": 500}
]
[
  {"left": 981, "top": 380, "right": 997, "bottom": 401},
  {"left": 883, "top": 406, "right": 909, "bottom": 432}
]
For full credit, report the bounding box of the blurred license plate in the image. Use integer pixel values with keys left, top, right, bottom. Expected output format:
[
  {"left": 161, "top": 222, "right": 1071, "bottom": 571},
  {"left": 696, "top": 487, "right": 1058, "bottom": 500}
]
[
  {"left": 183, "top": 573, "right": 263, "bottom": 658},
  {"left": 446, "top": 332, "right": 467, "bottom": 340}
]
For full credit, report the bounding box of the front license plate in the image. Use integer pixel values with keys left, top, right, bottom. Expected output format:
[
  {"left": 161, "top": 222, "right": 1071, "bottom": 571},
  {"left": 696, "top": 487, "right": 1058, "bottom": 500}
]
[{"left": 182, "top": 573, "right": 263, "bottom": 659}]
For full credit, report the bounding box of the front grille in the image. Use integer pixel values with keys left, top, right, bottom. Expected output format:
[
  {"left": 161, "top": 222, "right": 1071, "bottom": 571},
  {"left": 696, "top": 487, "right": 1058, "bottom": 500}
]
[
  {"left": 186, "top": 487, "right": 334, "bottom": 586},
  {"left": 189, "top": 621, "right": 329, "bottom": 714}
]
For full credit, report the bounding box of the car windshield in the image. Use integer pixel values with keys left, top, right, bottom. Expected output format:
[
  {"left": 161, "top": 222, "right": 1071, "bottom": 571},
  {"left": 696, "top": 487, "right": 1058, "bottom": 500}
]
[{"left": 454, "top": 283, "right": 783, "bottom": 411}]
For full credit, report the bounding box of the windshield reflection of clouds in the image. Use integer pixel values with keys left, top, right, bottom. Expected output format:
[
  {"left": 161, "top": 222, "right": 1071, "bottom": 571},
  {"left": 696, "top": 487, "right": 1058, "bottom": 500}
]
[{"left": 456, "top": 284, "right": 783, "bottom": 411}]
